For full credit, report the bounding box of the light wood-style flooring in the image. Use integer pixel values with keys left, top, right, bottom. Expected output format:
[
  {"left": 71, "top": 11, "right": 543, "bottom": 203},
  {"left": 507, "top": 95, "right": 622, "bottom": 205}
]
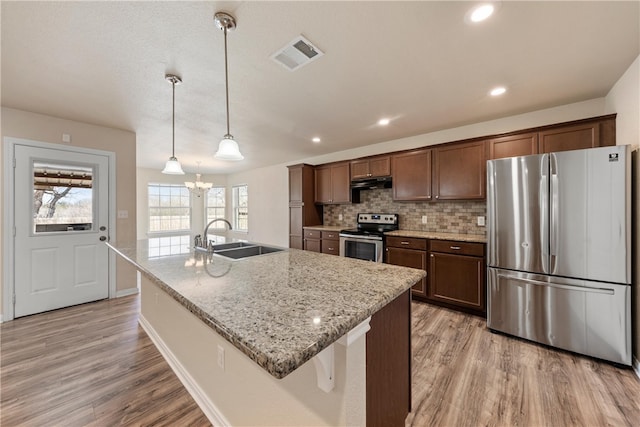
[
  {"left": 0, "top": 295, "right": 210, "bottom": 426},
  {"left": 2, "top": 295, "right": 639, "bottom": 426},
  {"left": 407, "top": 302, "right": 640, "bottom": 427}
]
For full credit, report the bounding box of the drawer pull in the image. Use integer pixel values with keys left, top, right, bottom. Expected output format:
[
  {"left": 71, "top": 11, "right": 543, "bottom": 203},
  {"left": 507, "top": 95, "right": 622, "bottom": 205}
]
[
  {"left": 401, "top": 241, "right": 410, "bottom": 245},
  {"left": 327, "top": 247, "right": 334, "bottom": 251},
  {"left": 450, "top": 246, "right": 461, "bottom": 250}
]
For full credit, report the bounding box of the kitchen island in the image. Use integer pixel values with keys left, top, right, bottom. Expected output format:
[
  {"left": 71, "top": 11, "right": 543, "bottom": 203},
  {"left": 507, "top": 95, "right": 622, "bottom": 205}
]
[{"left": 107, "top": 239, "right": 425, "bottom": 427}]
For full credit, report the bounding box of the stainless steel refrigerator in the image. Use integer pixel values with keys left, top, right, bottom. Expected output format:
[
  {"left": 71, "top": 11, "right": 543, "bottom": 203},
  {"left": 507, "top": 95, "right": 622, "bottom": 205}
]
[{"left": 487, "top": 145, "right": 631, "bottom": 365}]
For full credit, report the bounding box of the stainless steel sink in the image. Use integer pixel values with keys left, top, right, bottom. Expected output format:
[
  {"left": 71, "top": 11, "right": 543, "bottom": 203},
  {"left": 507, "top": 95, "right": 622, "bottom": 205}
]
[
  {"left": 214, "top": 245, "right": 284, "bottom": 259},
  {"left": 210, "top": 241, "right": 254, "bottom": 251}
]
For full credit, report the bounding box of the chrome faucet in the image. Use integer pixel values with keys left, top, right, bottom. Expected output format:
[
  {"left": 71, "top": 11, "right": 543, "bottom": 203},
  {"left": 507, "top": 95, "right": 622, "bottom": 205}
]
[{"left": 199, "top": 218, "right": 233, "bottom": 251}]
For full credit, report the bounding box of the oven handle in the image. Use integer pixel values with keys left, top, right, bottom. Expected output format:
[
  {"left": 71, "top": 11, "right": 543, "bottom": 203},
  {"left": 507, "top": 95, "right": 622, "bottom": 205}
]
[{"left": 339, "top": 233, "right": 383, "bottom": 242}]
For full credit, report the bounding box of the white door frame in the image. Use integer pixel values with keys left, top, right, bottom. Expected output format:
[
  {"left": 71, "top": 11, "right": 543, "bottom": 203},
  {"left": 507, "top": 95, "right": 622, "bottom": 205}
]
[{"left": 2, "top": 137, "right": 117, "bottom": 322}]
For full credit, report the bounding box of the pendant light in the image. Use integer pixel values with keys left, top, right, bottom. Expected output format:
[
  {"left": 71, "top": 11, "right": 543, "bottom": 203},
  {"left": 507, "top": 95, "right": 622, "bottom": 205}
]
[
  {"left": 162, "top": 74, "right": 185, "bottom": 175},
  {"left": 214, "top": 12, "right": 244, "bottom": 161}
]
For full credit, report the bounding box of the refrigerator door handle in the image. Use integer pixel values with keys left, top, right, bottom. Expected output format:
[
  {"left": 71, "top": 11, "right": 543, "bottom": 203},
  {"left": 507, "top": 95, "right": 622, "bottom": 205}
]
[
  {"left": 550, "top": 153, "right": 559, "bottom": 273},
  {"left": 540, "top": 154, "right": 550, "bottom": 274},
  {"left": 496, "top": 273, "right": 615, "bottom": 295}
]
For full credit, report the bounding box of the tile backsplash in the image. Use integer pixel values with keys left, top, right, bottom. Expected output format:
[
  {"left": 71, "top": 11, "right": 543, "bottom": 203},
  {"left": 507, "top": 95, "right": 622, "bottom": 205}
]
[{"left": 323, "top": 188, "right": 486, "bottom": 235}]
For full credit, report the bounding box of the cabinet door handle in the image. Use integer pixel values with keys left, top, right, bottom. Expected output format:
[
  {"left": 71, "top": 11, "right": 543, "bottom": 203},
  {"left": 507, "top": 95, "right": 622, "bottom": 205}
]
[
  {"left": 430, "top": 254, "right": 434, "bottom": 257},
  {"left": 435, "top": 195, "right": 439, "bottom": 199},
  {"left": 450, "top": 246, "right": 461, "bottom": 250},
  {"left": 401, "top": 241, "right": 410, "bottom": 245},
  {"left": 427, "top": 196, "right": 432, "bottom": 199}
]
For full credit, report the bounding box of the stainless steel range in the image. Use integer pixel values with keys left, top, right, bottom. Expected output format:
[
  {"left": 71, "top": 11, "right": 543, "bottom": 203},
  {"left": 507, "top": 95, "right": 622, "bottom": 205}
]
[{"left": 339, "top": 213, "right": 399, "bottom": 262}]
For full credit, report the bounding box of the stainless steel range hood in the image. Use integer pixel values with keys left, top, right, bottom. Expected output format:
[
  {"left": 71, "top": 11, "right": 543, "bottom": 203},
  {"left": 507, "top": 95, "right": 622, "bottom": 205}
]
[{"left": 350, "top": 176, "right": 392, "bottom": 190}]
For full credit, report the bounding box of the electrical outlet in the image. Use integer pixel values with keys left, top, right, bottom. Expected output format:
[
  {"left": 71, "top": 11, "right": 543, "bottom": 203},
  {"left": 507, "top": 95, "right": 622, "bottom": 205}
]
[
  {"left": 421, "top": 215, "right": 428, "bottom": 224},
  {"left": 338, "top": 214, "right": 343, "bottom": 221},
  {"left": 477, "top": 216, "right": 485, "bottom": 226},
  {"left": 217, "top": 345, "right": 225, "bottom": 370}
]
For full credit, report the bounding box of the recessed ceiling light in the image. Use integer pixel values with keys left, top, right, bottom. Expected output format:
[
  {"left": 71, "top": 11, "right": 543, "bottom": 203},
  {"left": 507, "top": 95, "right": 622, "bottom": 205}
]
[
  {"left": 312, "top": 137, "right": 321, "bottom": 143},
  {"left": 465, "top": 2, "right": 500, "bottom": 24},
  {"left": 378, "top": 118, "right": 390, "bottom": 126},
  {"left": 490, "top": 86, "right": 507, "bottom": 96}
]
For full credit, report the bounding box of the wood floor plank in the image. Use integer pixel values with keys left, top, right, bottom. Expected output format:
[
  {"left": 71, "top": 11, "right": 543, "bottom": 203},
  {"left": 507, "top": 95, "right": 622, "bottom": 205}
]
[{"left": 2, "top": 294, "right": 639, "bottom": 426}]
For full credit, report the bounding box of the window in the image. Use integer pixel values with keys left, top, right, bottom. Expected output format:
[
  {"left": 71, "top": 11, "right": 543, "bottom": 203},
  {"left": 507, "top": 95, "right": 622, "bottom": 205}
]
[
  {"left": 205, "top": 187, "right": 226, "bottom": 229},
  {"left": 148, "top": 183, "right": 190, "bottom": 233},
  {"left": 232, "top": 184, "right": 248, "bottom": 232},
  {"left": 32, "top": 162, "right": 94, "bottom": 233}
]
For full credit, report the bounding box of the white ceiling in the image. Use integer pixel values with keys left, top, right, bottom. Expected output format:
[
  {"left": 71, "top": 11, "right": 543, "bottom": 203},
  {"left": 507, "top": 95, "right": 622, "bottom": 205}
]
[{"left": 2, "top": 1, "right": 639, "bottom": 174}]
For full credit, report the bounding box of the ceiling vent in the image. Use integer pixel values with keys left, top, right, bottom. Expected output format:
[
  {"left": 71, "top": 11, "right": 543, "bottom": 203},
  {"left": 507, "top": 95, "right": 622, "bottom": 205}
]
[{"left": 270, "top": 35, "right": 324, "bottom": 71}]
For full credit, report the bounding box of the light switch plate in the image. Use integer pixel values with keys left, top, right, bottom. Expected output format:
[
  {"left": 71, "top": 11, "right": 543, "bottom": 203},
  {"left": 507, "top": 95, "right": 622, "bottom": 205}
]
[
  {"left": 477, "top": 216, "right": 485, "bottom": 226},
  {"left": 421, "top": 215, "right": 428, "bottom": 224},
  {"left": 338, "top": 214, "right": 343, "bottom": 221}
]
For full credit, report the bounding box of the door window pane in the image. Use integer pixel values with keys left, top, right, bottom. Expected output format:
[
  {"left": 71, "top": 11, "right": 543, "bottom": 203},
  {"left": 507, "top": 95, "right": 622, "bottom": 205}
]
[{"left": 33, "top": 162, "right": 94, "bottom": 233}]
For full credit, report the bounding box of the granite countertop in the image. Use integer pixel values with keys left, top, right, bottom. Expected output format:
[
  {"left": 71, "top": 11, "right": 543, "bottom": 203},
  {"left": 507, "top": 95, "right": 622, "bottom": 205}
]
[
  {"left": 302, "top": 225, "right": 344, "bottom": 232},
  {"left": 107, "top": 240, "right": 425, "bottom": 379},
  {"left": 385, "top": 230, "right": 487, "bottom": 243}
]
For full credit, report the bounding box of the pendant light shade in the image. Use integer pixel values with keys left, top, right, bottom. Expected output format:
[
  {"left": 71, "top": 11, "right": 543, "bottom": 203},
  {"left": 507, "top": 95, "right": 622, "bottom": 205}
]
[
  {"left": 162, "top": 74, "right": 185, "bottom": 175},
  {"left": 215, "top": 134, "right": 244, "bottom": 161},
  {"left": 214, "top": 12, "right": 244, "bottom": 162},
  {"left": 162, "top": 157, "right": 185, "bottom": 174}
]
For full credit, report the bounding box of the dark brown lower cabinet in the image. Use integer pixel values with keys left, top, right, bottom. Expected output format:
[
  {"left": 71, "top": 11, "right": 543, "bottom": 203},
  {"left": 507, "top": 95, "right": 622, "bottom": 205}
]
[
  {"left": 428, "top": 240, "right": 485, "bottom": 315},
  {"left": 366, "top": 289, "right": 411, "bottom": 427},
  {"left": 386, "top": 246, "right": 427, "bottom": 298}
]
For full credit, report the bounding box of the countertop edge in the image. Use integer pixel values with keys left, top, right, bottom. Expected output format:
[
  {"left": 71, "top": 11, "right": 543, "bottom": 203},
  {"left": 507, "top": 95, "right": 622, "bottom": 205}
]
[{"left": 384, "top": 230, "right": 487, "bottom": 243}]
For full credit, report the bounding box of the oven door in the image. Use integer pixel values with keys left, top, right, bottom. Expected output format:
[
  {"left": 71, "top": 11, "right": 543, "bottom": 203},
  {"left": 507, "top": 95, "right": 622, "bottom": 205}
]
[{"left": 339, "top": 235, "right": 383, "bottom": 262}]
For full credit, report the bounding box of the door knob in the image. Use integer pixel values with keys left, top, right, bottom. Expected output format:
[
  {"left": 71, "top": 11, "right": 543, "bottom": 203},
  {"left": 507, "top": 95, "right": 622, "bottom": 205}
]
[{"left": 99, "top": 236, "right": 107, "bottom": 241}]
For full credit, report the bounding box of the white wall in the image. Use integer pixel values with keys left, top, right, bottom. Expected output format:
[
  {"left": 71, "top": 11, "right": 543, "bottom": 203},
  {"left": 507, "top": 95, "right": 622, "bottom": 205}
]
[
  {"left": 136, "top": 167, "right": 227, "bottom": 241},
  {"left": 604, "top": 54, "right": 640, "bottom": 362}
]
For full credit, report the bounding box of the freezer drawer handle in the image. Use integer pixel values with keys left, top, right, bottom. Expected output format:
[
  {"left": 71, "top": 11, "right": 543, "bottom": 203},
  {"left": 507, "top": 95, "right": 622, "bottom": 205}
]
[
  {"left": 450, "top": 246, "right": 461, "bottom": 250},
  {"left": 497, "top": 274, "right": 615, "bottom": 295}
]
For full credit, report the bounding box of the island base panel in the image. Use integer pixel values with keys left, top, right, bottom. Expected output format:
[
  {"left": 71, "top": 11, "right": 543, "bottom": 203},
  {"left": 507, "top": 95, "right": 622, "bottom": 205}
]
[
  {"left": 140, "top": 276, "right": 367, "bottom": 426},
  {"left": 366, "top": 289, "right": 411, "bottom": 427}
]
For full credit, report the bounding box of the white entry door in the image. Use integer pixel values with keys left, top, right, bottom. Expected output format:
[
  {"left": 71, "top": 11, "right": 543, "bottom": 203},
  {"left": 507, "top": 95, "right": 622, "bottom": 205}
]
[{"left": 13, "top": 144, "right": 110, "bottom": 317}]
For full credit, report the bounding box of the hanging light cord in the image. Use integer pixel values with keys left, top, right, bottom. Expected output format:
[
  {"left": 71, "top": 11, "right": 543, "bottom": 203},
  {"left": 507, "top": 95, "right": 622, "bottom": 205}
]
[
  {"left": 223, "top": 26, "right": 231, "bottom": 137},
  {"left": 171, "top": 79, "right": 176, "bottom": 157}
]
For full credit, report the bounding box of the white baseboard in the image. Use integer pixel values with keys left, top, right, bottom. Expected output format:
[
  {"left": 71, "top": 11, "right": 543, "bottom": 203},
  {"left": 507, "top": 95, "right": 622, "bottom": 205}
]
[
  {"left": 633, "top": 356, "right": 640, "bottom": 380},
  {"left": 138, "top": 314, "right": 231, "bottom": 427},
  {"left": 115, "top": 287, "right": 139, "bottom": 298}
]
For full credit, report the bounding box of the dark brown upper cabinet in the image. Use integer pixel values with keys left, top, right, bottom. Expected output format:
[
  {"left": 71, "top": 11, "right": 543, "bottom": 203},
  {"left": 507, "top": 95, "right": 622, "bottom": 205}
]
[
  {"left": 391, "top": 149, "right": 432, "bottom": 201},
  {"left": 488, "top": 132, "right": 538, "bottom": 160},
  {"left": 351, "top": 155, "right": 391, "bottom": 180},
  {"left": 433, "top": 140, "right": 486, "bottom": 200},
  {"left": 314, "top": 162, "right": 352, "bottom": 204},
  {"left": 538, "top": 122, "right": 600, "bottom": 153}
]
